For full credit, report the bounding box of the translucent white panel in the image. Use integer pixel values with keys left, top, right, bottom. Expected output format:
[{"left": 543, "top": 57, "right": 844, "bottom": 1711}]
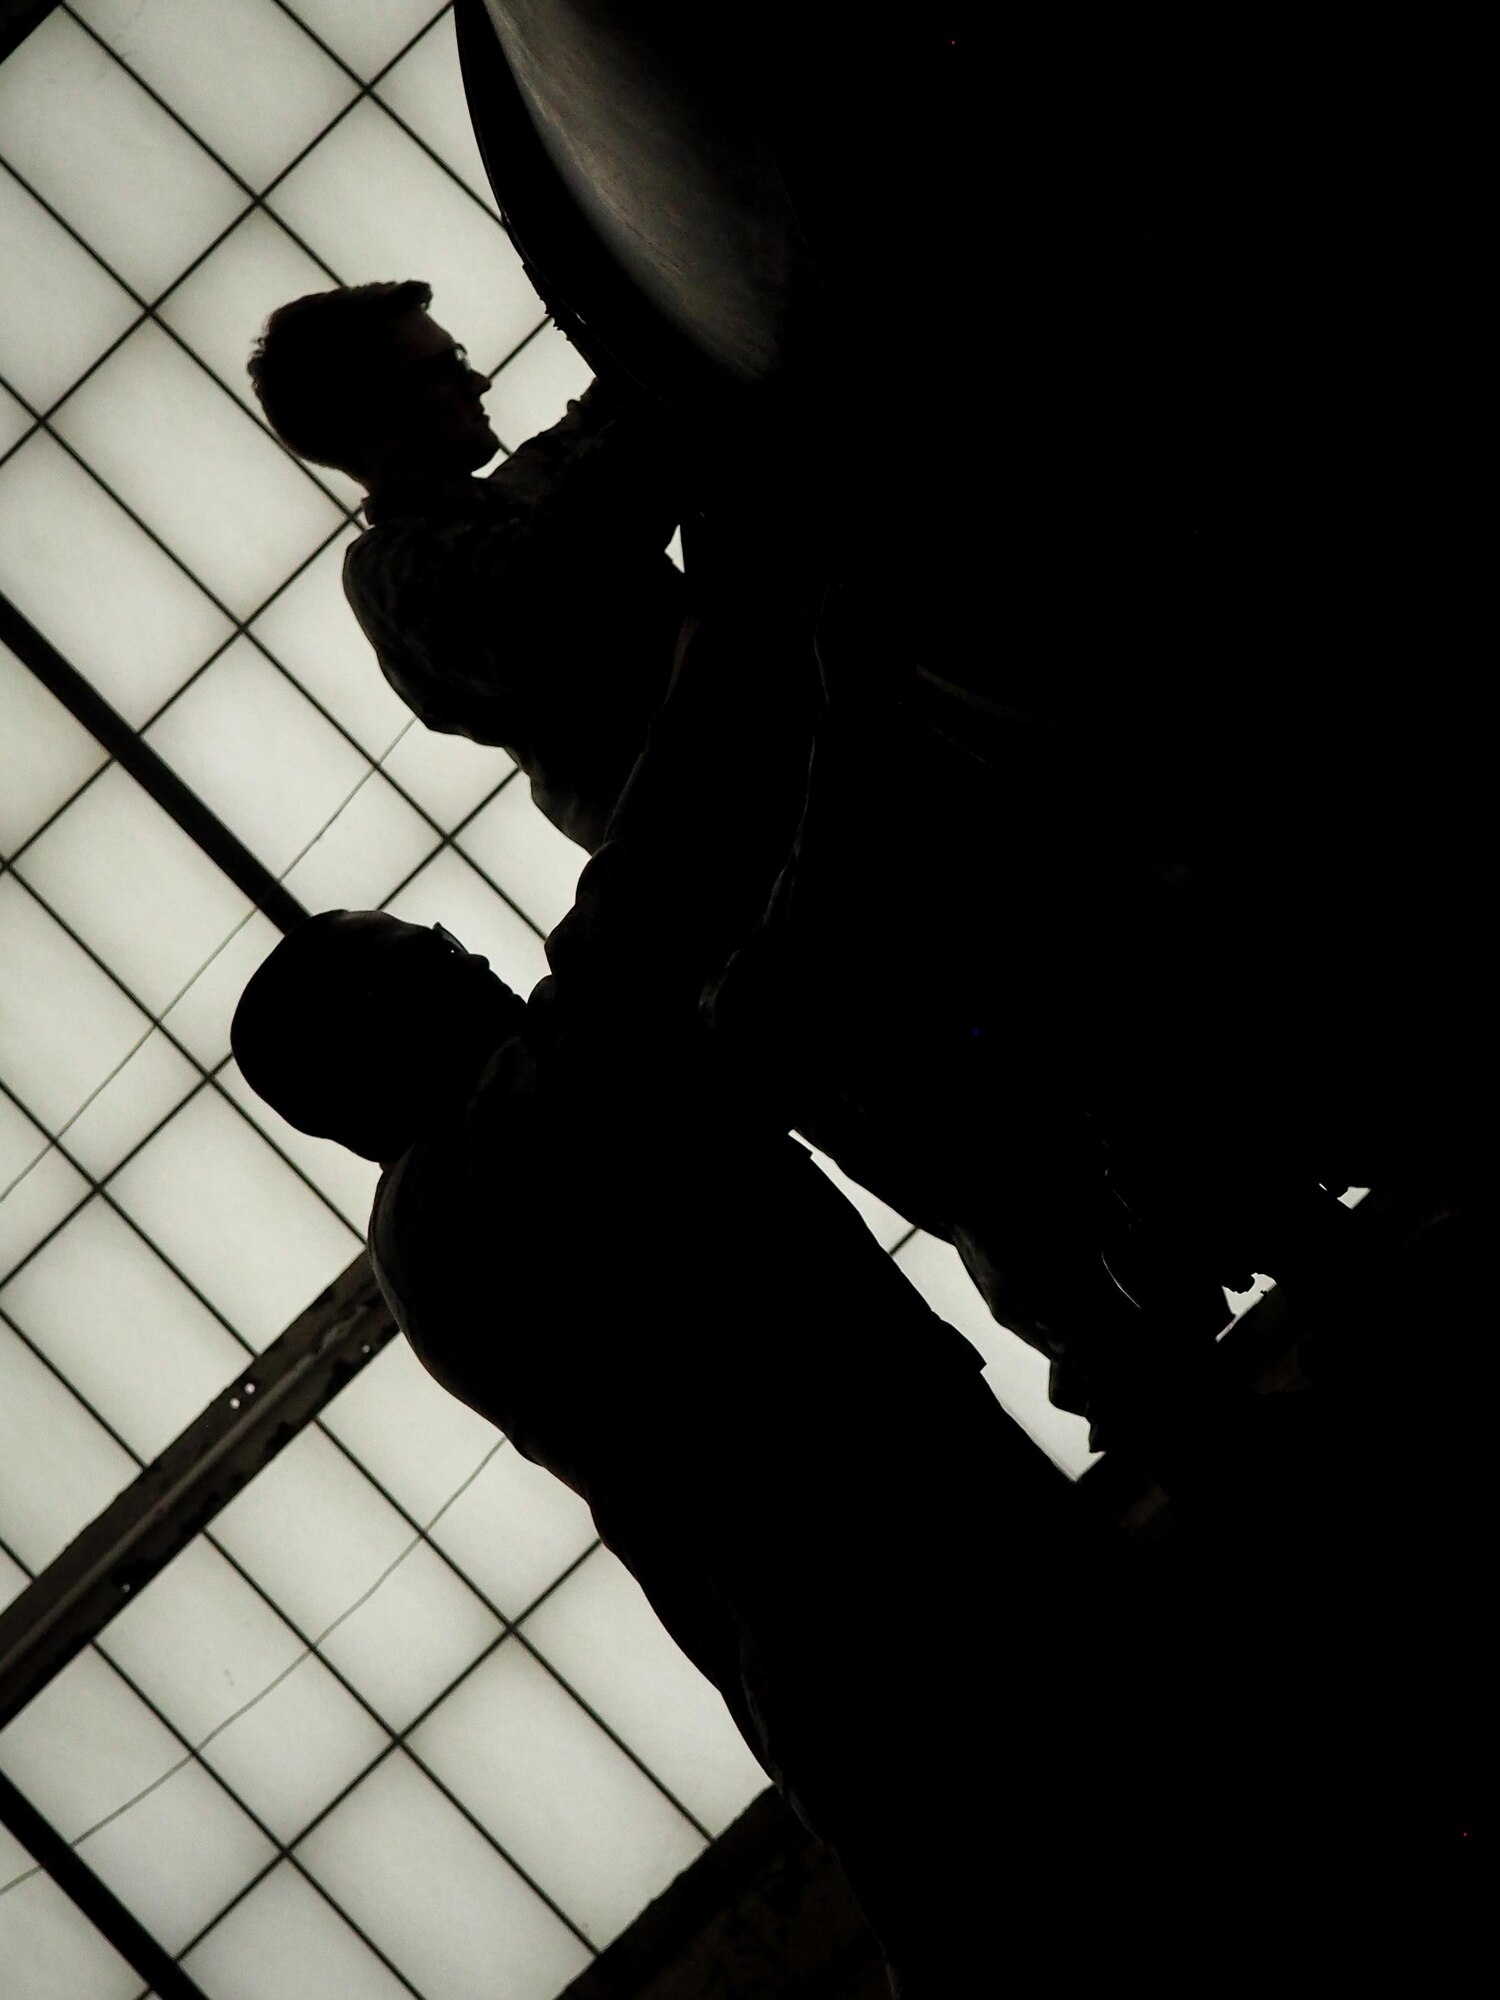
[
  {"left": 75, "top": 0, "right": 358, "bottom": 192},
  {"left": 428, "top": 1441, "right": 598, "bottom": 1616},
  {"left": 279, "top": 768, "right": 440, "bottom": 914},
  {"left": 288, "top": 0, "right": 452, "bottom": 80},
  {"left": 384, "top": 846, "right": 549, "bottom": 997},
  {"left": 379, "top": 723, "right": 513, "bottom": 827},
  {"left": 0, "top": 1101, "right": 90, "bottom": 1287},
  {"left": 458, "top": 779, "right": 586, "bottom": 934},
  {"left": 0, "top": 1201, "right": 249, "bottom": 1462},
  {"left": 0, "top": 378, "right": 31, "bottom": 457},
  {"left": 892, "top": 1231, "right": 1100, "bottom": 1480},
  {"left": 0, "top": 1825, "right": 141, "bottom": 2000},
  {"left": 250, "top": 530, "right": 413, "bottom": 754},
  {"left": 0, "top": 1544, "right": 28, "bottom": 1616},
  {"left": 144, "top": 637, "right": 368, "bottom": 874},
  {"left": 484, "top": 321, "right": 594, "bottom": 452},
  {"left": 375, "top": 13, "right": 500, "bottom": 211},
  {"left": 213, "top": 1424, "right": 427, "bottom": 1638},
  {"left": 297, "top": 1750, "right": 591, "bottom": 1999},
  {"left": 99, "top": 1538, "right": 303, "bottom": 1741},
  {"left": 0, "top": 1647, "right": 183, "bottom": 1843},
  {"left": 59, "top": 1030, "right": 199, "bottom": 1182},
  {"left": 20, "top": 764, "right": 252, "bottom": 1015},
  {"left": 184, "top": 1862, "right": 415, "bottom": 2000},
  {"left": 0, "top": 875, "right": 151, "bottom": 1129},
  {"left": 157, "top": 212, "right": 358, "bottom": 478},
  {"left": 0, "top": 1322, "right": 138, "bottom": 1569},
  {"left": 218, "top": 1060, "right": 380, "bottom": 1234},
  {"left": 0, "top": 165, "right": 140, "bottom": 409},
  {"left": 52, "top": 325, "right": 344, "bottom": 619},
  {"left": 0, "top": 433, "right": 234, "bottom": 722},
  {"left": 807, "top": 1146, "right": 913, "bottom": 1252},
  {"left": 158, "top": 910, "right": 281, "bottom": 1068},
  {"left": 0, "top": 640, "right": 108, "bottom": 858},
  {"left": 197, "top": 1651, "right": 388, "bottom": 1846},
  {"left": 413, "top": 1641, "right": 704, "bottom": 1944},
  {"left": 107, "top": 1090, "right": 359, "bottom": 1349},
  {"left": 319, "top": 1334, "right": 504, "bottom": 1522},
  {"left": 521, "top": 1547, "right": 767, "bottom": 1834},
  {"left": 269, "top": 101, "right": 544, "bottom": 378},
  {"left": 318, "top": 1538, "right": 501, "bottom": 1733},
  {"left": 87, "top": 1758, "right": 274, "bottom": 1955},
  {"left": 0, "top": 13, "right": 248, "bottom": 299}
]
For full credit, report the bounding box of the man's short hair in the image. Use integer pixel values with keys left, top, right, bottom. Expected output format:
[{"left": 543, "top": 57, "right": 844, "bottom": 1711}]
[
  {"left": 232, "top": 912, "right": 394, "bottom": 1161},
  {"left": 247, "top": 280, "right": 433, "bottom": 475}
]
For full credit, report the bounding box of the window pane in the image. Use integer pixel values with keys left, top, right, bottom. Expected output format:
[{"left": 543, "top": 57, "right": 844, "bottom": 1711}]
[
  {"left": 145, "top": 638, "right": 369, "bottom": 876},
  {"left": 288, "top": 0, "right": 452, "bottom": 82},
  {"left": 0, "top": 1201, "right": 250, "bottom": 1462},
  {"left": 99, "top": 1538, "right": 305, "bottom": 1744},
  {"left": 0, "top": 13, "right": 247, "bottom": 300},
  {"left": 521, "top": 1546, "right": 767, "bottom": 1834},
  {"left": 269, "top": 100, "right": 544, "bottom": 378},
  {"left": 484, "top": 320, "right": 594, "bottom": 454},
  {"left": 0, "top": 1822, "right": 141, "bottom": 2000},
  {"left": 1, "top": 1647, "right": 182, "bottom": 1846},
  {"left": 0, "top": 1321, "right": 138, "bottom": 1571},
  {"left": 250, "top": 530, "right": 415, "bottom": 757},
  {"left": 212, "top": 1425, "right": 427, "bottom": 1639},
  {"left": 157, "top": 210, "right": 352, "bottom": 458},
  {"left": 0, "top": 875, "right": 152, "bottom": 1131},
  {"left": 892, "top": 1230, "right": 1099, "bottom": 1479},
  {"left": 413, "top": 1640, "right": 704, "bottom": 1944},
  {"left": 51, "top": 324, "right": 343, "bottom": 620},
  {"left": 0, "top": 1100, "right": 90, "bottom": 1288},
  {"left": 158, "top": 911, "right": 281, "bottom": 1071},
  {"left": 280, "top": 767, "right": 440, "bottom": 915},
  {"left": 0, "top": 433, "right": 234, "bottom": 724},
  {"left": 375, "top": 14, "right": 499, "bottom": 212},
  {"left": 106, "top": 1091, "right": 359, "bottom": 1350},
  {"left": 319, "top": 1336, "right": 505, "bottom": 1524},
  {"left": 58, "top": 1031, "right": 199, "bottom": 1183},
  {"left": 184, "top": 1862, "right": 415, "bottom": 2000},
  {"left": 74, "top": 0, "right": 358, "bottom": 194},
  {"left": 384, "top": 846, "right": 549, "bottom": 997},
  {"left": 458, "top": 778, "right": 586, "bottom": 936},
  {"left": 296, "top": 1751, "right": 591, "bottom": 2000},
  {"left": 194, "top": 1650, "right": 388, "bottom": 1848},
  {"left": 0, "top": 164, "right": 139, "bottom": 411},
  {"left": 317, "top": 1540, "right": 501, "bottom": 1735},
  {"left": 0, "top": 641, "right": 107, "bottom": 860},
  {"left": 20, "top": 764, "right": 253, "bottom": 1017},
  {"left": 378, "top": 725, "right": 513, "bottom": 830},
  {"left": 808, "top": 1145, "right": 913, "bottom": 1251},
  {"left": 427, "top": 1439, "right": 598, "bottom": 1618},
  {"left": 217, "top": 1061, "right": 379, "bottom": 1234}
]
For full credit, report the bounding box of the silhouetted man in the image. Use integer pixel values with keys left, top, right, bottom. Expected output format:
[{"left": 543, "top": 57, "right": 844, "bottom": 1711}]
[
  {"left": 249, "top": 280, "right": 685, "bottom": 850},
  {"left": 228, "top": 608, "right": 1174, "bottom": 1989}
]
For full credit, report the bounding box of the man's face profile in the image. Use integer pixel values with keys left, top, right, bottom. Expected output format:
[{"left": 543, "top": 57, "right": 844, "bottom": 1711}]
[{"left": 379, "top": 310, "right": 499, "bottom": 473}]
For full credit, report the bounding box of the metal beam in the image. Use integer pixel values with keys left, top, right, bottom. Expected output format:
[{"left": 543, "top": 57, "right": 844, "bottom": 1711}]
[
  {"left": 1, "top": 592, "right": 308, "bottom": 935},
  {"left": 0, "top": 1770, "right": 213, "bottom": 2000},
  {"left": 0, "top": 1254, "right": 396, "bottom": 1729}
]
